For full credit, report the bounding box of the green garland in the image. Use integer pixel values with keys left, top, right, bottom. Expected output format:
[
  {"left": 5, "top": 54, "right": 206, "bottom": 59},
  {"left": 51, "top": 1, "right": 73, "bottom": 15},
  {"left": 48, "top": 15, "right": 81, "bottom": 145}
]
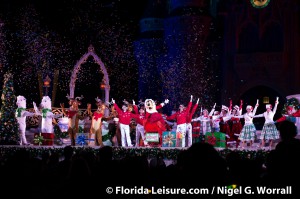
[
  {"left": 281, "top": 98, "right": 300, "bottom": 115},
  {"left": 0, "top": 146, "right": 270, "bottom": 161}
]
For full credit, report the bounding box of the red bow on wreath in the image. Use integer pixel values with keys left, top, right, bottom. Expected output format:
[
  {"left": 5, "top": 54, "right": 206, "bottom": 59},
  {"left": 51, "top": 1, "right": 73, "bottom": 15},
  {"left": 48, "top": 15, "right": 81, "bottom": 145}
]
[{"left": 207, "top": 135, "right": 216, "bottom": 145}]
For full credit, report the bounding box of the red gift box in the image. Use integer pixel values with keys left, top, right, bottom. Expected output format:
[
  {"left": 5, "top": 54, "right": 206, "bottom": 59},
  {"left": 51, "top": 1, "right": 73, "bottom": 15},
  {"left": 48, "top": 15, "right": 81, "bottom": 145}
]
[{"left": 33, "top": 133, "right": 55, "bottom": 146}]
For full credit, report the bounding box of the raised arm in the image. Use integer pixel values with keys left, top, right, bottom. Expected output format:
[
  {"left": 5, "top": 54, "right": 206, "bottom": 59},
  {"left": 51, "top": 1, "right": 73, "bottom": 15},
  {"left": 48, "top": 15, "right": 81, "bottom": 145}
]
[
  {"left": 190, "top": 99, "right": 199, "bottom": 117},
  {"left": 60, "top": 103, "right": 67, "bottom": 116},
  {"left": 252, "top": 99, "right": 259, "bottom": 115},
  {"left": 239, "top": 100, "right": 243, "bottom": 115},
  {"left": 23, "top": 110, "right": 35, "bottom": 117},
  {"left": 157, "top": 99, "right": 169, "bottom": 110},
  {"left": 209, "top": 103, "right": 216, "bottom": 116},
  {"left": 33, "top": 102, "right": 41, "bottom": 116},
  {"left": 273, "top": 97, "right": 279, "bottom": 114}
]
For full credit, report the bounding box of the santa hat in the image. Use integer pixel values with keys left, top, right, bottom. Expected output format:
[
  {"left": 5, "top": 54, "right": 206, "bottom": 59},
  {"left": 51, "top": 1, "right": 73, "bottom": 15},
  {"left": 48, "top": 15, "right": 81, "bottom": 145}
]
[
  {"left": 221, "top": 105, "right": 229, "bottom": 112},
  {"left": 266, "top": 104, "right": 272, "bottom": 109},
  {"left": 233, "top": 105, "right": 239, "bottom": 111},
  {"left": 246, "top": 105, "right": 253, "bottom": 110}
]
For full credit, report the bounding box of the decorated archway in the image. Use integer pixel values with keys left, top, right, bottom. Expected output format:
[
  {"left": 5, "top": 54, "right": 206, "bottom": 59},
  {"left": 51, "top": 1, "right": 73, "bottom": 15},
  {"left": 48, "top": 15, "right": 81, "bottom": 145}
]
[{"left": 69, "top": 45, "right": 110, "bottom": 103}]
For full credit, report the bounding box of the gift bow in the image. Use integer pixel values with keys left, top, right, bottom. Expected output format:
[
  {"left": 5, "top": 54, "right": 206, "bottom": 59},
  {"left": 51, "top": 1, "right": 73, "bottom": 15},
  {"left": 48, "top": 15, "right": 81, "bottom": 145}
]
[
  {"left": 207, "top": 135, "right": 216, "bottom": 145},
  {"left": 76, "top": 134, "right": 94, "bottom": 145},
  {"left": 163, "top": 133, "right": 175, "bottom": 146},
  {"left": 34, "top": 134, "right": 44, "bottom": 145}
]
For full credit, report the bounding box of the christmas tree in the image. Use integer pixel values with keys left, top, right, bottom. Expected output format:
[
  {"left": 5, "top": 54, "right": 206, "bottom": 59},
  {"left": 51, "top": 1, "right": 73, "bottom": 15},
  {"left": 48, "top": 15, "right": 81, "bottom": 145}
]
[{"left": 0, "top": 72, "right": 20, "bottom": 145}]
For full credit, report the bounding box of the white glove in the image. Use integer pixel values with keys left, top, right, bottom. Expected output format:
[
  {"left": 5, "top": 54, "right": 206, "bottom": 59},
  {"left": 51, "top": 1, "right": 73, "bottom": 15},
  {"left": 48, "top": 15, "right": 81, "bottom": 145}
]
[
  {"left": 256, "top": 99, "right": 259, "bottom": 106},
  {"left": 196, "top": 98, "right": 199, "bottom": 104},
  {"left": 132, "top": 100, "right": 135, "bottom": 105},
  {"left": 190, "top": 95, "right": 193, "bottom": 101},
  {"left": 164, "top": 99, "right": 169, "bottom": 104},
  {"left": 213, "top": 103, "right": 216, "bottom": 109},
  {"left": 111, "top": 98, "right": 115, "bottom": 104}
]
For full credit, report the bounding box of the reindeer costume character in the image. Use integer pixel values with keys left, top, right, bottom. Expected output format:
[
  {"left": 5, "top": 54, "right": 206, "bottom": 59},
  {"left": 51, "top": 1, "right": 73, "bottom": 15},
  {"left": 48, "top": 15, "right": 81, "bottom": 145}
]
[
  {"left": 60, "top": 95, "right": 85, "bottom": 146},
  {"left": 90, "top": 97, "right": 107, "bottom": 146},
  {"left": 15, "top": 96, "right": 35, "bottom": 145},
  {"left": 33, "top": 96, "right": 62, "bottom": 133}
]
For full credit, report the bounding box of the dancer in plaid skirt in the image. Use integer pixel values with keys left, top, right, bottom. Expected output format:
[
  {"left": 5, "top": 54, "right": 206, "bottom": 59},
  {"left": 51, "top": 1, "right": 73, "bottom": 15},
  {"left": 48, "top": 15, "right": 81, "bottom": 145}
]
[
  {"left": 233, "top": 100, "right": 259, "bottom": 149},
  {"left": 254, "top": 98, "right": 279, "bottom": 149}
]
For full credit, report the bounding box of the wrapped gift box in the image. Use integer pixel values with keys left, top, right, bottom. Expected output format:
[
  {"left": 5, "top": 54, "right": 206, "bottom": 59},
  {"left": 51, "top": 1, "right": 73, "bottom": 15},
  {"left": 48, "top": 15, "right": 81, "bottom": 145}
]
[
  {"left": 162, "top": 131, "right": 176, "bottom": 147},
  {"left": 76, "top": 133, "right": 94, "bottom": 146},
  {"left": 33, "top": 133, "right": 54, "bottom": 146},
  {"left": 145, "top": 132, "right": 160, "bottom": 143},
  {"left": 205, "top": 132, "right": 226, "bottom": 148}
]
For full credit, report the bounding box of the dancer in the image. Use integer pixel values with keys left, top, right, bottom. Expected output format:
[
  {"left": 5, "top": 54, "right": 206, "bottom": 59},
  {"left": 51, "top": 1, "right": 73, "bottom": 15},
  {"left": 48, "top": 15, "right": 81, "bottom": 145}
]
[
  {"left": 220, "top": 105, "right": 232, "bottom": 144},
  {"left": 192, "top": 103, "right": 216, "bottom": 136},
  {"left": 233, "top": 100, "right": 259, "bottom": 149},
  {"left": 111, "top": 98, "right": 136, "bottom": 147},
  {"left": 254, "top": 97, "right": 279, "bottom": 149},
  {"left": 211, "top": 111, "right": 221, "bottom": 133},
  {"left": 60, "top": 95, "right": 86, "bottom": 146},
  {"left": 166, "top": 95, "right": 193, "bottom": 147},
  {"left": 186, "top": 98, "right": 199, "bottom": 147},
  {"left": 133, "top": 101, "right": 146, "bottom": 147},
  {"left": 230, "top": 100, "right": 243, "bottom": 148},
  {"left": 15, "top": 95, "right": 36, "bottom": 145}
]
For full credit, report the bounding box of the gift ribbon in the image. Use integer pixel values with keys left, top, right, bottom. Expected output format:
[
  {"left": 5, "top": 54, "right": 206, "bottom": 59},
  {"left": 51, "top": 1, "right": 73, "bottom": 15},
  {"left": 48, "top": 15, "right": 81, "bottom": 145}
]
[
  {"left": 34, "top": 134, "right": 44, "bottom": 145},
  {"left": 76, "top": 134, "right": 94, "bottom": 146},
  {"left": 33, "top": 134, "right": 54, "bottom": 145}
]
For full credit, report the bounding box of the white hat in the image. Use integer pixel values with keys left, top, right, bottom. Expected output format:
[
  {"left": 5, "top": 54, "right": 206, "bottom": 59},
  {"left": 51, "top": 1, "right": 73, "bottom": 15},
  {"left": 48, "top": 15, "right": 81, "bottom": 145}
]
[
  {"left": 233, "top": 105, "right": 239, "bottom": 111},
  {"left": 246, "top": 105, "right": 253, "bottom": 110},
  {"left": 221, "top": 105, "right": 229, "bottom": 112},
  {"left": 214, "top": 111, "right": 219, "bottom": 115},
  {"left": 266, "top": 104, "right": 272, "bottom": 109}
]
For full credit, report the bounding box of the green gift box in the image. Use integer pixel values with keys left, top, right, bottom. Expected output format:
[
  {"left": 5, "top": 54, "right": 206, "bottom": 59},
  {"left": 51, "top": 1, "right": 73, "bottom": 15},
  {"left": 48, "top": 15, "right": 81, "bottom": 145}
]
[
  {"left": 205, "top": 132, "right": 226, "bottom": 148},
  {"left": 162, "top": 131, "right": 177, "bottom": 147}
]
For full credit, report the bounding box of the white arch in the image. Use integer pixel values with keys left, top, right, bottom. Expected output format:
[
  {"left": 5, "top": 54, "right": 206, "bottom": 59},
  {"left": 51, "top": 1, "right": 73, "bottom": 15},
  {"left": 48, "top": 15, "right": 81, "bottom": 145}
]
[{"left": 69, "top": 45, "right": 110, "bottom": 103}]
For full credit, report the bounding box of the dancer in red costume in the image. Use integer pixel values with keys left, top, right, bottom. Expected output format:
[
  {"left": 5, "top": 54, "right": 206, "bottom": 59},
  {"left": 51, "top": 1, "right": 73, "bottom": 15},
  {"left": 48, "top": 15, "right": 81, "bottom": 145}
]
[
  {"left": 186, "top": 98, "right": 199, "bottom": 147},
  {"left": 230, "top": 100, "right": 243, "bottom": 148},
  {"left": 166, "top": 95, "right": 193, "bottom": 147}
]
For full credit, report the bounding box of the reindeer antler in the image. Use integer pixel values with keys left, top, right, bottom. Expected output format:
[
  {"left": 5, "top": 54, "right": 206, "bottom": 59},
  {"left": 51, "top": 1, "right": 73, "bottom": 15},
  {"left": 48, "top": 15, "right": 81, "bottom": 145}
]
[
  {"left": 66, "top": 94, "right": 72, "bottom": 100},
  {"left": 75, "top": 95, "right": 84, "bottom": 101},
  {"left": 138, "top": 99, "right": 145, "bottom": 108},
  {"left": 123, "top": 99, "right": 129, "bottom": 105},
  {"left": 95, "top": 97, "right": 102, "bottom": 103}
]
